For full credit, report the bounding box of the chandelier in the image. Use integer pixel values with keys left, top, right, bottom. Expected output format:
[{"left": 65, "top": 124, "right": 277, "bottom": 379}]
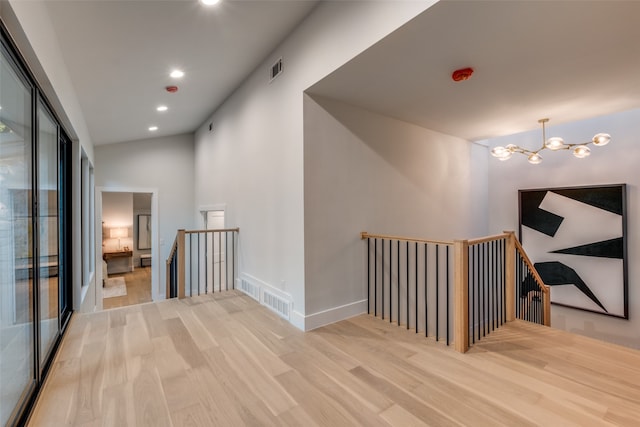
[{"left": 490, "top": 118, "right": 611, "bottom": 165}]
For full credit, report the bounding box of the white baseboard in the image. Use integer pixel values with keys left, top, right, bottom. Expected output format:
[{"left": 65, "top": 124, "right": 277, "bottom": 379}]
[
  {"left": 296, "top": 299, "right": 368, "bottom": 331},
  {"left": 291, "top": 310, "right": 305, "bottom": 331}
]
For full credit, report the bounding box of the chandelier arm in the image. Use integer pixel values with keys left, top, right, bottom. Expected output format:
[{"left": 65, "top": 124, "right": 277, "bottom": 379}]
[
  {"left": 565, "top": 141, "right": 593, "bottom": 148},
  {"left": 519, "top": 148, "right": 537, "bottom": 156}
]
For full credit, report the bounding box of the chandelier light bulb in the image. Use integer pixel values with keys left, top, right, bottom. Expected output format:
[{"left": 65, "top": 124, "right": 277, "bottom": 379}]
[
  {"left": 573, "top": 145, "right": 591, "bottom": 158},
  {"left": 545, "top": 137, "right": 565, "bottom": 151},
  {"left": 491, "top": 146, "right": 506, "bottom": 157},
  {"left": 491, "top": 145, "right": 514, "bottom": 161},
  {"left": 592, "top": 133, "right": 611, "bottom": 146},
  {"left": 528, "top": 153, "right": 542, "bottom": 164}
]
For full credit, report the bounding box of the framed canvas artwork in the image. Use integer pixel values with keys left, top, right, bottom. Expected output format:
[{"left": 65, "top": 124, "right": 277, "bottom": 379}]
[{"left": 519, "top": 184, "right": 628, "bottom": 318}]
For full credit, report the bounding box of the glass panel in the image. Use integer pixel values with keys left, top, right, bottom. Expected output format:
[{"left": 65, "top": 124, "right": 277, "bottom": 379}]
[
  {"left": 37, "top": 104, "right": 59, "bottom": 368},
  {"left": 0, "top": 47, "right": 34, "bottom": 425}
]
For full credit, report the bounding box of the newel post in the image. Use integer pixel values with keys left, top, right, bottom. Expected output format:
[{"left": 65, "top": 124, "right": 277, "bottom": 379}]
[
  {"left": 543, "top": 288, "right": 551, "bottom": 326},
  {"left": 166, "top": 259, "right": 171, "bottom": 299},
  {"left": 454, "top": 239, "right": 469, "bottom": 353},
  {"left": 177, "top": 229, "right": 186, "bottom": 299},
  {"left": 504, "top": 231, "right": 516, "bottom": 322}
]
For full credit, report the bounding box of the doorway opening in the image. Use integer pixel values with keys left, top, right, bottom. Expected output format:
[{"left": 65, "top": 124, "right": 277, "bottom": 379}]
[{"left": 101, "top": 192, "right": 153, "bottom": 310}]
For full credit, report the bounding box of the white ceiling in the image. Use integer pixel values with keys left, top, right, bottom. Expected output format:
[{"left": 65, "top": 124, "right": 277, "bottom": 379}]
[
  {"left": 308, "top": 0, "right": 640, "bottom": 141},
  {"left": 42, "top": 1, "right": 640, "bottom": 147},
  {"left": 45, "top": 0, "right": 318, "bottom": 145}
]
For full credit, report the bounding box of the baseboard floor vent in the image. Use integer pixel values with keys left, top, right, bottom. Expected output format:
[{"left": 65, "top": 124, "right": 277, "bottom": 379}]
[
  {"left": 262, "top": 289, "right": 290, "bottom": 320},
  {"left": 239, "top": 278, "right": 260, "bottom": 301}
]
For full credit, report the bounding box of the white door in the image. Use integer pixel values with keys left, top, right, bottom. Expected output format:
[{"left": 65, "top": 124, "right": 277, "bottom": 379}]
[
  {"left": 206, "top": 210, "right": 224, "bottom": 230},
  {"left": 204, "top": 211, "right": 225, "bottom": 292}
]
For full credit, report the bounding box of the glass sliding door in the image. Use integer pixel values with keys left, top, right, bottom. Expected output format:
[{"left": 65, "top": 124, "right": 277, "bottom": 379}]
[
  {"left": 0, "top": 24, "right": 72, "bottom": 425},
  {"left": 0, "top": 42, "right": 35, "bottom": 426},
  {"left": 36, "top": 102, "right": 59, "bottom": 369}
]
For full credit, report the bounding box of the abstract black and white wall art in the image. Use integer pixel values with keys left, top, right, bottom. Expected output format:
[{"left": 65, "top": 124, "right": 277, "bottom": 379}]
[{"left": 519, "top": 184, "right": 628, "bottom": 318}]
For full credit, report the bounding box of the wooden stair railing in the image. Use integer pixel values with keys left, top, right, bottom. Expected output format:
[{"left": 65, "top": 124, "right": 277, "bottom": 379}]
[
  {"left": 513, "top": 232, "right": 551, "bottom": 327},
  {"left": 454, "top": 231, "right": 550, "bottom": 353},
  {"left": 363, "top": 230, "right": 550, "bottom": 354},
  {"left": 166, "top": 228, "right": 239, "bottom": 299},
  {"left": 166, "top": 229, "right": 185, "bottom": 299},
  {"left": 361, "top": 232, "right": 455, "bottom": 345}
]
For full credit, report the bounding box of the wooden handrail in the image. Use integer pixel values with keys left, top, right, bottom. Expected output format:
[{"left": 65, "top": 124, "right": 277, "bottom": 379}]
[
  {"left": 185, "top": 227, "right": 240, "bottom": 234},
  {"left": 504, "top": 231, "right": 550, "bottom": 327},
  {"left": 466, "top": 233, "right": 509, "bottom": 246},
  {"left": 166, "top": 233, "right": 179, "bottom": 298},
  {"left": 506, "top": 232, "right": 549, "bottom": 295},
  {"left": 165, "top": 230, "right": 186, "bottom": 299},
  {"left": 360, "top": 231, "right": 453, "bottom": 246},
  {"left": 166, "top": 236, "right": 179, "bottom": 266},
  {"left": 361, "top": 232, "right": 511, "bottom": 247}
]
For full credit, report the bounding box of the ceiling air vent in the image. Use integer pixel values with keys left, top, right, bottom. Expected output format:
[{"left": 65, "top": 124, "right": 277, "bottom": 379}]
[{"left": 269, "top": 58, "right": 283, "bottom": 83}]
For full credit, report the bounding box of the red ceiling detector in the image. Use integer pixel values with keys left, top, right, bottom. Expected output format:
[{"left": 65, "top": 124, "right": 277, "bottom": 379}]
[
  {"left": 451, "top": 67, "right": 474, "bottom": 82},
  {"left": 166, "top": 85, "right": 178, "bottom": 93}
]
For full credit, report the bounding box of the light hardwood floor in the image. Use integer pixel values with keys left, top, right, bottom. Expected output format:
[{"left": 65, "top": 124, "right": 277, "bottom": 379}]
[
  {"left": 29, "top": 291, "right": 640, "bottom": 426},
  {"left": 103, "top": 267, "right": 152, "bottom": 310}
]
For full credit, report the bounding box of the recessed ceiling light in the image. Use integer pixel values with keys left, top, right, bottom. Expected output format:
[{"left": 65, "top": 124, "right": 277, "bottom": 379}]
[
  {"left": 149, "top": 126, "right": 158, "bottom": 132},
  {"left": 201, "top": 0, "right": 221, "bottom": 5},
  {"left": 170, "top": 69, "right": 184, "bottom": 79},
  {"left": 157, "top": 105, "right": 168, "bottom": 112}
]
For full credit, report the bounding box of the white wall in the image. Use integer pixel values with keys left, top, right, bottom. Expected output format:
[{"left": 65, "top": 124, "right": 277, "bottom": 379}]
[
  {"left": 95, "top": 134, "right": 195, "bottom": 299},
  {"left": 2, "top": 1, "right": 96, "bottom": 312},
  {"left": 487, "top": 109, "right": 640, "bottom": 348},
  {"left": 194, "top": 0, "right": 435, "bottom": 329},
  {"left": 303, "top": 95, "right": 488, "bottom": 327}
]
